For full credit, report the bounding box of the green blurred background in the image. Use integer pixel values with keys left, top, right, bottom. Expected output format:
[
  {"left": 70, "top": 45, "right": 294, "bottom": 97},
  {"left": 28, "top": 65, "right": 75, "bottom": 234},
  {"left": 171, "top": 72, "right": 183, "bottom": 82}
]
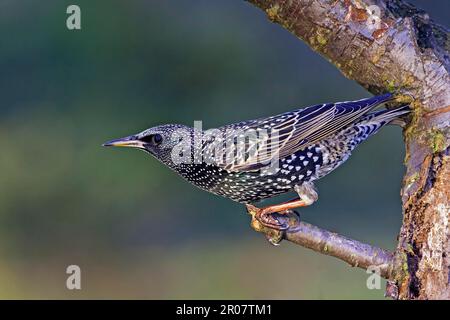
[{"left": 0, "top": 0, "right": 448, "bottom": 299}]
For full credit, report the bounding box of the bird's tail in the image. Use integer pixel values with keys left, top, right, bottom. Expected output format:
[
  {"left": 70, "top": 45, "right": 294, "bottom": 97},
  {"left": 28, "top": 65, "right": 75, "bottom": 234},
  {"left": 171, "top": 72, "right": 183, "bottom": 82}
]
[{"left": 371, "top": 105, "right": 411, "bottom": 127}]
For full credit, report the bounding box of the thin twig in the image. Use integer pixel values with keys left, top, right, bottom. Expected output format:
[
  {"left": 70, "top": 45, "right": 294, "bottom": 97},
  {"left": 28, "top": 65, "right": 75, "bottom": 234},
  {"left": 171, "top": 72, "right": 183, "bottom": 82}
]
[{"left": 248, "top": 210, "right": 394, "bottom": 279}]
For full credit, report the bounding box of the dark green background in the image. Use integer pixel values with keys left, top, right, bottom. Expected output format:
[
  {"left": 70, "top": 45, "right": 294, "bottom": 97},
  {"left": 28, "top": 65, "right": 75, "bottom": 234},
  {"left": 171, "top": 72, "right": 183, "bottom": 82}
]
[{"left": 0, "top": 0, "right": 448, "bottom": 299}]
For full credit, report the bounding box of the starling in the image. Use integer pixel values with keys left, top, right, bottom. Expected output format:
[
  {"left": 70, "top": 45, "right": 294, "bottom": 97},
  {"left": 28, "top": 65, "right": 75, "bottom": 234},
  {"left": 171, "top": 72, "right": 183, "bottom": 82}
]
[{"left": 103, "top": 93, "right": 409, "bottom": 230}]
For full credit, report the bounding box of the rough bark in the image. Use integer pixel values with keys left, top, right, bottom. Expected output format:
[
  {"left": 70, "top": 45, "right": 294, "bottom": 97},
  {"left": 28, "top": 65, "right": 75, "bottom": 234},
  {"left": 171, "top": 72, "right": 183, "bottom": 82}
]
[{"left": 246, "top": 0, "right": 449, "bottom": 299}]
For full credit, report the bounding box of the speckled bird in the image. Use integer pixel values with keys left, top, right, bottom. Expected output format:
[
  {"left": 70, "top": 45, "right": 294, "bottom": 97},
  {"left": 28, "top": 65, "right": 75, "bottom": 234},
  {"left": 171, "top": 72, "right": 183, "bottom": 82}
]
[{"left": 103, "top": 93, "right": 409, "bottom": 230}]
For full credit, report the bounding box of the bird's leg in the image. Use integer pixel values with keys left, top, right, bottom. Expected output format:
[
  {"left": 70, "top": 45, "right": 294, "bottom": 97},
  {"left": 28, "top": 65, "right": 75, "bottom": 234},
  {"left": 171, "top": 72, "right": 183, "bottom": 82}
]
[
  {"left": 246, "top": 182, "right": 318, "bottom": 231},
  {"left": 294, "top": 182, "right": 319, "bottom": 207}
]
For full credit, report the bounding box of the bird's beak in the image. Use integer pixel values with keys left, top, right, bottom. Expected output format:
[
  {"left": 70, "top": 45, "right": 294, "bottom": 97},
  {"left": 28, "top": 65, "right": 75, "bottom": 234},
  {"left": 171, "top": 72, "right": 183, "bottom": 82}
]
[{"left": 102, "top": 135, "right": 145, "bottom": 149}]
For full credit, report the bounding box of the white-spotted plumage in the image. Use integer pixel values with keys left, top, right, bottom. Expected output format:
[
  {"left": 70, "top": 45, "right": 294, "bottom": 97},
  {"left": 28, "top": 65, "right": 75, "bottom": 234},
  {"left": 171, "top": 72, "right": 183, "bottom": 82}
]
[{"left": 105, "top": 94, "right": 410, "bottom": 204}]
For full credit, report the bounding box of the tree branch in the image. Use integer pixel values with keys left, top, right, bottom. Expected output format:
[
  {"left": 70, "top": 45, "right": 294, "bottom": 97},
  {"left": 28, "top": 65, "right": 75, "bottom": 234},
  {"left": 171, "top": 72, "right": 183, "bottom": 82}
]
[
  {"left": 246, "top": 0, "right": 449, "bottom": 299},
  {"left": 248, "top": 210, "right": 394, "bottom": 279}
]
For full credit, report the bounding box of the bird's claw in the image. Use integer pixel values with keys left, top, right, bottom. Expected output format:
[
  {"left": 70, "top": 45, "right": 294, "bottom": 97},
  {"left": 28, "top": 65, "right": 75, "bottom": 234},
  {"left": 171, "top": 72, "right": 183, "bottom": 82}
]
[
  {"left": 264, "top": 230, "right": 284, "bottom": 246},
  {"left": 271, "top": 210, "right": 301, "bottom": 232},
  {"left": 246, "top": 204, "right": 301, "bottom": 246}
]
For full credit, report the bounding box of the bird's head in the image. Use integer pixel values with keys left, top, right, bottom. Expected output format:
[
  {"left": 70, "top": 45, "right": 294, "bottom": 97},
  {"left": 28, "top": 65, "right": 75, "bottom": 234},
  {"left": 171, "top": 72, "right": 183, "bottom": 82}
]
[{"left": 103, "top": 124, "right": 194, "bottom": 167}]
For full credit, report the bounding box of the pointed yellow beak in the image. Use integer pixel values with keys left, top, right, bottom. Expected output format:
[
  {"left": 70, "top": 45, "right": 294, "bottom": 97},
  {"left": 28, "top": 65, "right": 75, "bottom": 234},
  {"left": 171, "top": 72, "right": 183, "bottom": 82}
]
[{"left": 102, "top": 136, "right": 145, "bottom": 149}]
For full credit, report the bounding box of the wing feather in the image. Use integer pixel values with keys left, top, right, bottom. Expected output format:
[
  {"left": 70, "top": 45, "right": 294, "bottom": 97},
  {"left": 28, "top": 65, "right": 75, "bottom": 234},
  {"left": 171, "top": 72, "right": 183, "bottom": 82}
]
[{"left": 208, "top": 94, "right": 393, "bottom": 172}]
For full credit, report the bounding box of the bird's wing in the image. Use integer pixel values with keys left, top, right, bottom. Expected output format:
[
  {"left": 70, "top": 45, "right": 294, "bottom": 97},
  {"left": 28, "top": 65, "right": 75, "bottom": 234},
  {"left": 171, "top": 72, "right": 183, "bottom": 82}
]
[{"left": 208, "top": 94, "right": 393, "bottom": 172}]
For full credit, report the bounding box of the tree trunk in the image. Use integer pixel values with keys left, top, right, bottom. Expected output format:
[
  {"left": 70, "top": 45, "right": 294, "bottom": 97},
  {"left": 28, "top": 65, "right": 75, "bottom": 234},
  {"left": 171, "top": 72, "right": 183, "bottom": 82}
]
[{"left": 246, "top": 0, "right": 449, "bottom": 299}]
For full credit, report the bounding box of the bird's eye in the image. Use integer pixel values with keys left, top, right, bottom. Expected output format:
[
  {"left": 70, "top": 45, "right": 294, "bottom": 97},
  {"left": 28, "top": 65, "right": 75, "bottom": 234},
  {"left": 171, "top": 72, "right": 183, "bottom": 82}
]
[
  {"left": 140, "top": 134, "right": 163, "bottom": 145},
  {"left": 152, "top": 134, "right": 163, "bottom": 145}
]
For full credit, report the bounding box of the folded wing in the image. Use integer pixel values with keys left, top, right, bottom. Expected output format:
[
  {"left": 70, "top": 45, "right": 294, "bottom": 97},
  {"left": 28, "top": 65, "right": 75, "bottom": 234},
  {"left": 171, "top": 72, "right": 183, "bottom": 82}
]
[{"left": 209, "top": 94, "right": 394, "bottom": 172}]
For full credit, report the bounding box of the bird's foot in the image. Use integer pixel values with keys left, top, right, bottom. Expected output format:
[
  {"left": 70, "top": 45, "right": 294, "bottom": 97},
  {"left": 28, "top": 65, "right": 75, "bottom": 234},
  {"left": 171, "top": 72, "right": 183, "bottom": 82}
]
[
  {"left": 246, "top": 204, "right": 301, "bottom": 246},
  {"left": 246, "top": 204, "right": 289, "bottom": 231}
]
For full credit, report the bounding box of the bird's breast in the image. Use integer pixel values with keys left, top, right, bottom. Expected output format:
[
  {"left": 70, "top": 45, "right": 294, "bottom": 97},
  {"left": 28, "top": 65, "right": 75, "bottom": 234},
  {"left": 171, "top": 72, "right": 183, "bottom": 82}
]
[{"left": 173, "top": 145, "right": 326, "bottom": 203}]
